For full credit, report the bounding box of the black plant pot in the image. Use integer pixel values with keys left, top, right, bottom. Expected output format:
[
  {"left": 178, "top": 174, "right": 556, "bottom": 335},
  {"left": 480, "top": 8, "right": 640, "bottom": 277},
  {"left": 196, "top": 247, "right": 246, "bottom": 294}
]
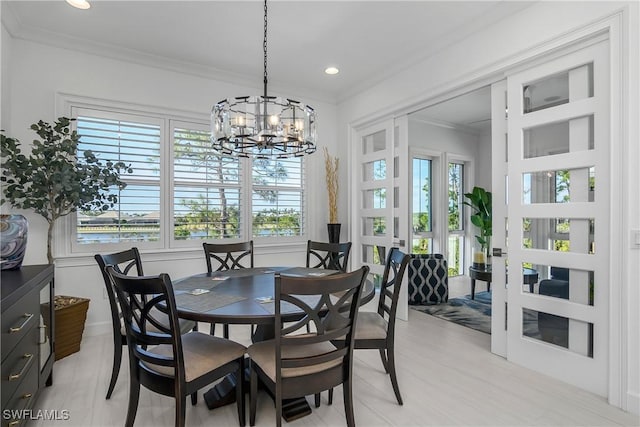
[{"left": 327, "top": 223, "right": 341, "bottom": 243}]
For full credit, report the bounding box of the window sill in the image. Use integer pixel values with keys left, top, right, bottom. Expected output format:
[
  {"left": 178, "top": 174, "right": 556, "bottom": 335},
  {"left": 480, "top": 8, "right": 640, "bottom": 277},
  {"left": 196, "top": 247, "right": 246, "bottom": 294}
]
[{"left": 55, "top": 240, "right": 308, "bottom": 268}]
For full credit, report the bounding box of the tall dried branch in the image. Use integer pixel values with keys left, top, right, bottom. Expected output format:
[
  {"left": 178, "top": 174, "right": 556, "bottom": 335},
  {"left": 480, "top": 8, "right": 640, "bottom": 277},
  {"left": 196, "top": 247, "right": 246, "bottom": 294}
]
[{"left": 323, "top": 147, "right": 339, "bottom": 223}]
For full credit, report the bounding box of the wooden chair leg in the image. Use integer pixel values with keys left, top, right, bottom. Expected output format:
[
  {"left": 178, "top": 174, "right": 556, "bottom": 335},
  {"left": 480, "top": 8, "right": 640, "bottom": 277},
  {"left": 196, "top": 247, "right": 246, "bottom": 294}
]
[
  {"left": 387, "top": 346, "right": 403, "bottom": 405},
  {"left": 343, "top": 381, "right": 356, "bottom": 427},
  {"left": 125, "top": 376, "right": 140, "bottom": 427},
  {"left": 176, "top": 396, "right": 186, "bottom": 427},
  {"left": 275, "top": 388, "right": 282, "bottom": 427},
  {"left": 224, "top": 324, "right": 230, "bottom": 339},
  {"left": 191, "top": 392, "right": 197, "bottom": 406},
  {"left": 314, "top": 393, "right": 321, "bottom": 408},
  {"left": 106, "top": 338, "right": 122, "bottom": 399},
  {"left": 328, "top": 388, "right": 334, "bottom": 405},
  {"left": 209, "top": 323, "right": 216, "bottom": 335},
  {"left": 236, "top": 358, "right": 245, "bottom": 427},
  {"left": 378, "top": 348, "right": 389, "bottom": 373},
  {"left": 250, "top": 365, "right": 258, "bottom": 426}
]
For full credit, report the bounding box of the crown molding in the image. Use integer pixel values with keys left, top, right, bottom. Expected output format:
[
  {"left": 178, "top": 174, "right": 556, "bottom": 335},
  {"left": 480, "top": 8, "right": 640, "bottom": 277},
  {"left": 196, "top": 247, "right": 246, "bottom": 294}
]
[{"left": 1, "top": 3, "right": 336, "bottom": 106}]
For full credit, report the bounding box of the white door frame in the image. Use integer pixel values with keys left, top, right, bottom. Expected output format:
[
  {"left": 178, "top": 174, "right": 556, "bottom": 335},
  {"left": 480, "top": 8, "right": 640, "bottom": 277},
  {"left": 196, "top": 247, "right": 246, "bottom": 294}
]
[
  {"left": 350, "top": 118, "right": 411, "bottom": 319},
  {"left": 346, "top": 12, "right": 626, "bottom": 408}
]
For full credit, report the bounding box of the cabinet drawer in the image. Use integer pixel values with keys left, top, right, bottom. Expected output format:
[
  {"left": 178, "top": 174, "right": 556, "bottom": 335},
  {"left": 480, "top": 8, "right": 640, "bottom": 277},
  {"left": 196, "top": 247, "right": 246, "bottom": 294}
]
[
  {"left": 1, "top": 326, "right": 38, "bottom": 408},
  {"left": 2, "top": 290, "right": 38, "bottom": 362},
  {"left": 1, "top": 363, "right": 38, "bottom": 427}
]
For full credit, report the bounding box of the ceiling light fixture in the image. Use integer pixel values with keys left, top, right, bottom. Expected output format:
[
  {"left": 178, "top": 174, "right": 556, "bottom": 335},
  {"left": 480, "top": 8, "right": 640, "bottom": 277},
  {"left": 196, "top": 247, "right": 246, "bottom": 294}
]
[
  {"left": 66, "top": 0, "right": 90, "bottom": 10},
  {"left": 211, "top": 0, "right": 317, "bottom": 159},
  {"left": 325, "top": 67, "right": 339, "bottom": 75}
]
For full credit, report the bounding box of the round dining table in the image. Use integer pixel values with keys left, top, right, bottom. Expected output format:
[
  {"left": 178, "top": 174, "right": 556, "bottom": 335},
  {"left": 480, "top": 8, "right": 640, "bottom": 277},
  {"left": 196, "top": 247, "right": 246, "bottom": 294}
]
[{"left": 171, "top": 266, "right": 375, "bottom": 420}]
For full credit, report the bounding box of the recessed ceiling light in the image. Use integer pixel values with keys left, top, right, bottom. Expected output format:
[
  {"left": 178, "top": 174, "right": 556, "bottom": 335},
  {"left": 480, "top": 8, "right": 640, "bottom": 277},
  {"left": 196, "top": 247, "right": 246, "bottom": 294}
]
[
  {"left": 324, "top": 67, "right": 339, "bottom": 75},
  {"left": 66, "top": 0, "right": 90, "bottom": 10}
]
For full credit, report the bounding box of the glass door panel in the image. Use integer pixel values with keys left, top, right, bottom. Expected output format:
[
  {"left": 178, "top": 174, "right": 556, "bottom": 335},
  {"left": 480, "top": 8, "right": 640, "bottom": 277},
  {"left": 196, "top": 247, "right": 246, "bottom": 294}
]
[{"left": 505, "top": 40, "right": 609, "bottom": 396}]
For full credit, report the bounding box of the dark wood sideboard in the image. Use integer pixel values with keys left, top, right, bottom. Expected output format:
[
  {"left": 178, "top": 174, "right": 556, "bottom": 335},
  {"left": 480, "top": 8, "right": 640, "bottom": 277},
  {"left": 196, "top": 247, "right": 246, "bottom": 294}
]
[{"left": 1, "top": 264, "right": 55, "bottom": 425}]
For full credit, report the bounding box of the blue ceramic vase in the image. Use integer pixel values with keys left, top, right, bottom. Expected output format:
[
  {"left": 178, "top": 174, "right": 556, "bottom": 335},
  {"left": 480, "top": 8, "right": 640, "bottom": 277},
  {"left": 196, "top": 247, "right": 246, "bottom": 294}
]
[{"left": 1, "top": 214, "right": 28, "bottom": 270}]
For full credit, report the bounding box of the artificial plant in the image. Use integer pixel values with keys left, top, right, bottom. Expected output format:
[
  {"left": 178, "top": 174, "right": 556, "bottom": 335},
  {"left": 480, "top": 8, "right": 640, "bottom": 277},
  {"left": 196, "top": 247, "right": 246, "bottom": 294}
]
[
  {"left": 463, "top": 186, "right": 492, "bottom": 257},
  {"left": 1, "top": 117, "right": 132, "bottom": 263}
]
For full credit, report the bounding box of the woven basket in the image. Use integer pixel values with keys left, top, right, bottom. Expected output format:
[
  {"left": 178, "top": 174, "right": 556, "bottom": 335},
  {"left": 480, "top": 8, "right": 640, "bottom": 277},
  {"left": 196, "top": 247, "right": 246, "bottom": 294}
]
[{"left": 53, "top": 295, "right": 90, "bottom": 361}]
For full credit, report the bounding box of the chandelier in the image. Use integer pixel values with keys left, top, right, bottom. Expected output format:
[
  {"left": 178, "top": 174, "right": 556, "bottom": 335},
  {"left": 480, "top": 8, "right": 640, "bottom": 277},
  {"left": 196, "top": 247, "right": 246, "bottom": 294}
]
[{"left": 211, "top": 0, "right": 317, "bottom": 159}]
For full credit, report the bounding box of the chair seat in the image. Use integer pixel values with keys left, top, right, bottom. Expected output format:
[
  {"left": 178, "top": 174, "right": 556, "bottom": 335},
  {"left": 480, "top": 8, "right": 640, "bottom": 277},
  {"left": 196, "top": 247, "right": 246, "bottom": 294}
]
[
  {"left": 142, "top": 331, "right": 246, "bottom": 382},
  {"left": 354, "top": 312, "right": 388, "bottom": 340},
  {"left": 248, "top": 336, "right": 340, "bottom": 382}
]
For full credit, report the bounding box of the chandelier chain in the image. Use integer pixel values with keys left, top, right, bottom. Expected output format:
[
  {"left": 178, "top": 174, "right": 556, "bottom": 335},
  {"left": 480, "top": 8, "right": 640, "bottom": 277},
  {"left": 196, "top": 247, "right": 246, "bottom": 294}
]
[
  {"left": 211, "top": 0, "right": 317, "bottom": 158},
  {"left": 263, "top": 0, "right": 268, "bottom": 97}
]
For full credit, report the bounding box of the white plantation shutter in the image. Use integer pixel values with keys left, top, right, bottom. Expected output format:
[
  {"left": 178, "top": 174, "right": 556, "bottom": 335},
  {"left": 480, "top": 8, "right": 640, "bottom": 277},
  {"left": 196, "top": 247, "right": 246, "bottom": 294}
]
[
  {"left": 74, "top": 109, "right": 162, "bottom": 246},
  {"left": 252, "top": 157, "right": 305, "bottom": 237},
  {"left": 65, "top": 98, "right": 311, "bottom": 255},
  {"left": 172, "top": 123, "right": 242, "bottom": 241}
]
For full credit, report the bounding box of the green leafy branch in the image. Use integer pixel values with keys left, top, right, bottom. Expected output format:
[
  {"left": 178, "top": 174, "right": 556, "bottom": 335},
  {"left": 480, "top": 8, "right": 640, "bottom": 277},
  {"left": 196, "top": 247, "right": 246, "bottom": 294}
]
[{"left": 1, "top": 117, "right": 133, "bottom": 263}]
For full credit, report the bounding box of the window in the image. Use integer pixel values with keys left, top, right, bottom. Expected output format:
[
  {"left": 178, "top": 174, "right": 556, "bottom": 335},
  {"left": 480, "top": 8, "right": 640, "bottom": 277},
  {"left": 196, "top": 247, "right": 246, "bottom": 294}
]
[
  {"left": 173, "top": 123, "right": 242, "bottom": 241},
  {"left": 70, "top": 103, "right": 308, "bottom": 254},
  {"left": 411, "top": 157, "right": 432, "bottom": 253},
  {"left": 447, "top": 162, "right": 465, "bottom": 276},
  {"left": 75, "top": 109, "right": 162, "bottom": 247},
  {"left": 252, "top": 157, "right": 305, "bottom": 237}
]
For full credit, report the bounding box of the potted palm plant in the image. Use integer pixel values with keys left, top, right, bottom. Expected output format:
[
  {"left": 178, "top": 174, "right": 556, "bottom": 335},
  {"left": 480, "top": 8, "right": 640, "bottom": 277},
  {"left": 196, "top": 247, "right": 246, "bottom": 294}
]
[
  {"left": 1, "top": 117, "right": 132, "bottom": 359},
  {"left": 463, "top": 186, "right": 492, "bottom": 269}
]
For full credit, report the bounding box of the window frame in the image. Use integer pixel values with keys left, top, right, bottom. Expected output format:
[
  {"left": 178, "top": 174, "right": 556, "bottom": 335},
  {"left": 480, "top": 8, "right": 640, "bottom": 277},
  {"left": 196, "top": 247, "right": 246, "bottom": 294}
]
[
  {"left": 410, "top": 150, "right": 438, "bottom": 254},
  {"left": 59, "top": 95, "right": 310, "bottom": 258}
]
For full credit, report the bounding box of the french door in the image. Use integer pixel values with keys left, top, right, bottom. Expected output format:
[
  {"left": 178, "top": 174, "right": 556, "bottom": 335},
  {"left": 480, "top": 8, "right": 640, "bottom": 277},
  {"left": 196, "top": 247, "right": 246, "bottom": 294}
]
[
  {"left": 499, "top": 39, "right": 610, "bottom": 396},
  {"left": 351, "top": 117, "right": 409, "bottom": 319}
]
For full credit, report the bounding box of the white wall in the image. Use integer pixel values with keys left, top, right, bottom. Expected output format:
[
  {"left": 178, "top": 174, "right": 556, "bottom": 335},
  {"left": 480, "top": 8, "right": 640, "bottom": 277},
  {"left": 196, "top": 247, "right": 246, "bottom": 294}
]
[
  {"left": 338, "top": 0, "right": 638, "bottom": 414},
  {"left": 1, "top": 35, "right": 340, "bottom": 335},
  {"left": 408, "top": 120, "right": 481, "bottom": 157},
  {"left": 1, "top": 22, "right": 11, "bottom": 130}
]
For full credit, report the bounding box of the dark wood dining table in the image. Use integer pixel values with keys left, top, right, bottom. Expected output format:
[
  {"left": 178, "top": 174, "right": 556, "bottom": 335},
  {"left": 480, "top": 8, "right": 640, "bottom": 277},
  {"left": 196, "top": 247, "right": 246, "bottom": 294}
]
[{"left": 171, "top": 266, "right": 375, "bottom": 421}]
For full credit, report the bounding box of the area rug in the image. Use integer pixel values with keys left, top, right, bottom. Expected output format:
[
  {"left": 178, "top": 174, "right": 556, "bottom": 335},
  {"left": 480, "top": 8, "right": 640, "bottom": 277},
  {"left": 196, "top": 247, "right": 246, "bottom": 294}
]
[
  {"left": 411, "top": 291, "right": 493, "bottom": 334},
  {"left": 410, "top": 291, "right": 541, "bottom": 337}
]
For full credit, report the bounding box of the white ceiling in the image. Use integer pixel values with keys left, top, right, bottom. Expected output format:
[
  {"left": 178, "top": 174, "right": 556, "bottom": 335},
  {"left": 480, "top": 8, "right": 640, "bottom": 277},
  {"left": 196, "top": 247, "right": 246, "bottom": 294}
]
[{"left": 2, "top": 0, "right": 535, "bottom": 109}]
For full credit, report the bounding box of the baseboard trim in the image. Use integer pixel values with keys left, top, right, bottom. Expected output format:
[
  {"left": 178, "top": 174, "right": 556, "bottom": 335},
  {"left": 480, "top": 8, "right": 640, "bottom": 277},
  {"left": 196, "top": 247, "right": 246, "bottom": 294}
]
[
  {"left": 627, "top": 391, "right": 640, "bottom": 415},
  {"left": 84, "top": 321, "right": 111, "bottom": 338}
]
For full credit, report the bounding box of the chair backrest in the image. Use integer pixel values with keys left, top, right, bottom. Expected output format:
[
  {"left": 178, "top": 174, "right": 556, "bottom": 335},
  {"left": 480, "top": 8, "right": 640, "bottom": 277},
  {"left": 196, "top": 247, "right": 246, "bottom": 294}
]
[
  {"left": 95, "top": 248, "right": 144, "bottom": 336},
  {"left": 105, "top": 266, "right": 186, "bottom": 384},
  {"left": 306, "top": 240, "right": 352, "bottom": 272},
  {"left": 377, "top": 247, "right": 411, "bottom": 332},
  {"left": 203, "top": 241, "right": 254, "bottom": 272},
  {"left": 274, "top": 266, "right": 369, "bottom": 385}
]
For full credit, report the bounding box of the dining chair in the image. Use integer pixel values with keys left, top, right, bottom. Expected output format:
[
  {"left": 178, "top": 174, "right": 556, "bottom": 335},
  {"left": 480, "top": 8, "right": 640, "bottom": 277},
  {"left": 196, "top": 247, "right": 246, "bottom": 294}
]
[
  {"left": 105, "top": 266, "right": 247, "bottom": 427},
  {"left": 306, "top": 240, "right": 352, "bottom": 272},
  {"left": 305, "top": 240, "right": 352, "bottom": 334},
  {"left": 95, "top": 247, "right": 196, "bottom": 400},
  {"left": 203, "top": 241, "right": 254, "bottom": 338},
  {"left": 328, "top": 247, "right": 410, "bottom": 406},
  {"left": 247, "top": 266, "right": 369, "bottom": 427}
]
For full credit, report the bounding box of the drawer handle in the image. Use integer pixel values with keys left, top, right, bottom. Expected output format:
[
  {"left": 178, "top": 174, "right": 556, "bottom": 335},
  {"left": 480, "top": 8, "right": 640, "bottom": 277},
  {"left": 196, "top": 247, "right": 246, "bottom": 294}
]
[
  {"left": 8, "top": 353, "right": 33, "bottom": 381},
  {"left": 38, "top": 324, "right": 49, "bottom": 344},
  {"left": 4, "top": 392, "right": 35, "bottom": 427},
  {"left": 8, "top": 313, "right": 34, "bottom": 333}
]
